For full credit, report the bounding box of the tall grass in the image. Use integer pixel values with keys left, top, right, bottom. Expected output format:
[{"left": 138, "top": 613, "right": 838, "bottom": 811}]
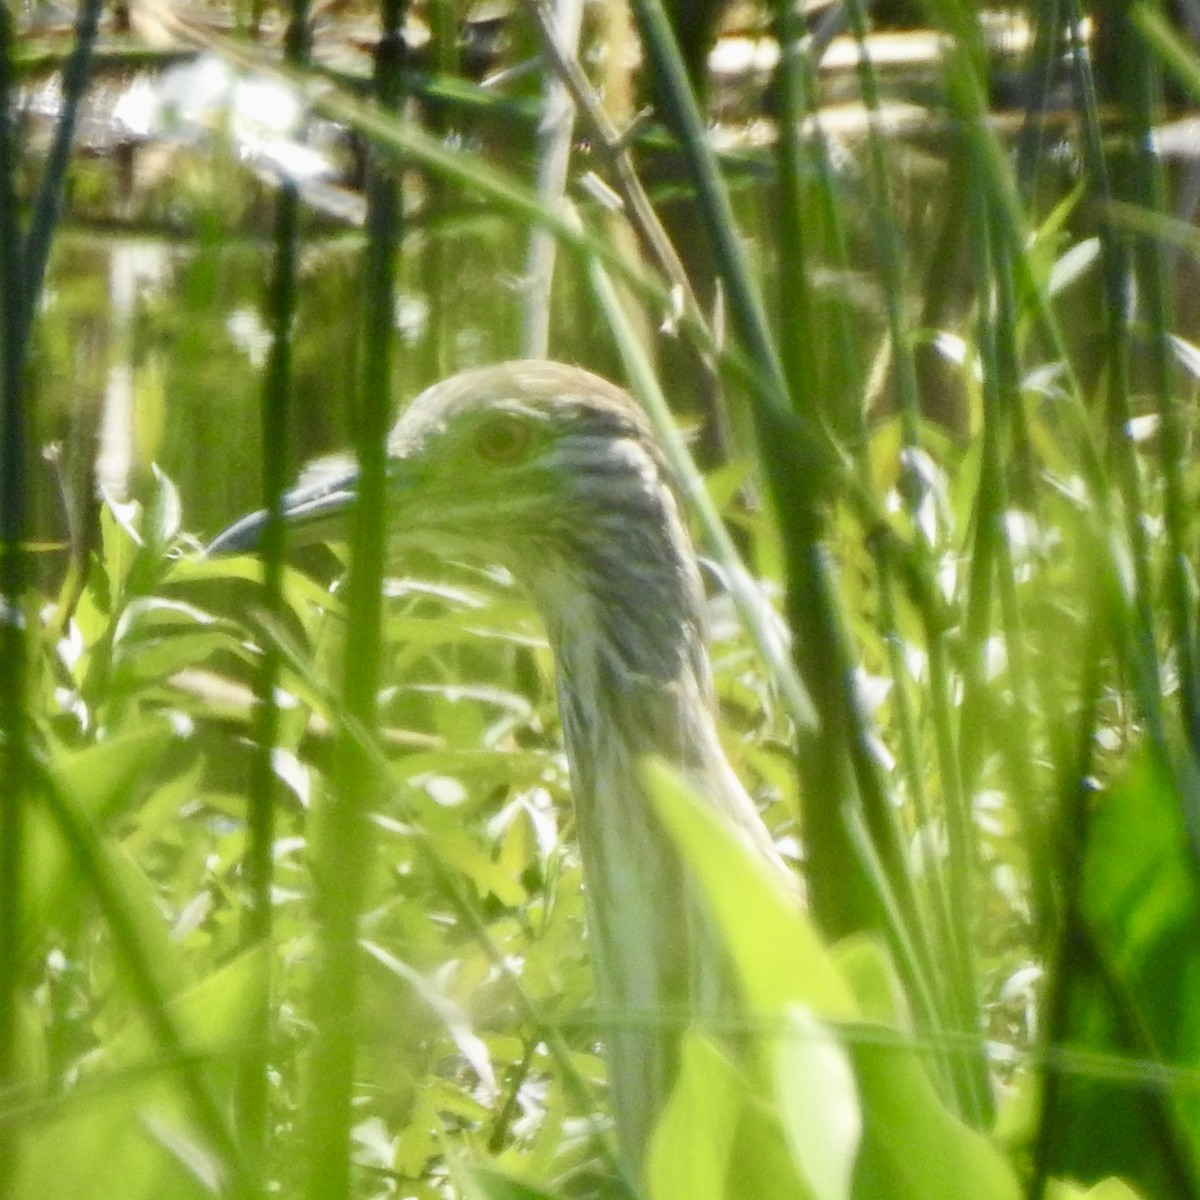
[{"left": 4, "top": 2, "right": 1200, "bottom": 1199}]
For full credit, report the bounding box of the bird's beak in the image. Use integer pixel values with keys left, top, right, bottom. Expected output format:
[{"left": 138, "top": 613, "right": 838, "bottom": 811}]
[{"left": 206, "top": 462, "right": 363, "bottom": 557}]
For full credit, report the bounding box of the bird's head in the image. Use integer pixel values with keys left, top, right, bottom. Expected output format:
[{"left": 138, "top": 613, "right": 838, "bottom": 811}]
[{"left": 208, "top": 361, "right": 704, "bottom": 672}]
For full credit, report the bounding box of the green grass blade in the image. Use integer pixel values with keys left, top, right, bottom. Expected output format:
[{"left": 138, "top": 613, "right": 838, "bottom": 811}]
[{"left": 301, "top": 9, "right": 404, "bottom": 1198}]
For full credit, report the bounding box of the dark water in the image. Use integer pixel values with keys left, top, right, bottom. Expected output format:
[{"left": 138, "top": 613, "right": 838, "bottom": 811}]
[
  {"left": 24, "top": 35, "right": 1200, "bottom": 572},
  {"left": 26, "top": 51, "right": 615, "bottom": 557}
]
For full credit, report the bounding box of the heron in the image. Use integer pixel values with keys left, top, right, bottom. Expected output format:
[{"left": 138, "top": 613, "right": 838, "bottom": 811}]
[{"left": 209, "top": 360, "right": 793, "bottom": 1176}]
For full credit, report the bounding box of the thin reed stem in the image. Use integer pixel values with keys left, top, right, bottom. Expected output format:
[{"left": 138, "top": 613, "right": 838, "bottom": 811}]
[
  {"left": 21, "top": 0, "right": 103, "bottom": 351},
  {"left": 303, "top": 4, "right": 406, "bottom": 1196},
  {"left": 239, "top": 0, "right": 310, "bottom": 1177},
  {"left": 0, "top": 10, "right": 25, "bottom": 1196},
  {"left": 844, "top": 0, "right": 993, "bottom": 1118},
  {"left": 629, "top": 0, "right": 899, "bottom": 948},
  {"left": 521, "top": 0, "right": 582, "bottom": 358}
]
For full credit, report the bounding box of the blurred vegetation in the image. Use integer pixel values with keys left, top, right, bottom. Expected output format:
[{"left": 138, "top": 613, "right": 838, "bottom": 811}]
[{"left": 3, "top": 1, "right": 1200, "bottom": 1198}]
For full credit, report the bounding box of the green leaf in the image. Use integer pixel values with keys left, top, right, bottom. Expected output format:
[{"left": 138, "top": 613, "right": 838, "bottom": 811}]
[
  {"left": 102, "top": 946, "right": 265, "bottom": 1082},
  {"left": 647, "top": 1034, "right": 745, "bottom": 1200},
  {"left": 115, "top": 627, "right": 245, "bottom": 682},
  {"left": 643, "top": 761, "right": 1022, "bottom": 1200},
  {"left": 457, "top": 1162, "right": 561, "bottom": 1200},
  {"left": 775, "top": 1006, "right": 860, "bottom": 1200},
  {"left": 48, "top": 722, "right": 176, "bottom": 821},
  {"left": 27, "top": 723, "right": 177, "bottom": 940},
  {"left": 14, "top": 950, "right": 263, "bottom": 1200},
  {"left": 839, "top": 941, "right": 1021, "bottom": 1200},
  {"left": 1041, "top": 749, "right": 1200, "bottom": 1194},
  {"left": 640, "top": 758, "right": 856, "bottom": 1021},
  {"left": 852, "top": 1034, "right": 1021, "bottom": 1200},
  {"left": 427, "top": 831, "right": 528, "bottom": 907},
  {"left": 144, "top": 465, "right": 182, "bottom": 548},
  {"left": 1046, "top": 1179, "right": 1146, "bottom": 1200}
]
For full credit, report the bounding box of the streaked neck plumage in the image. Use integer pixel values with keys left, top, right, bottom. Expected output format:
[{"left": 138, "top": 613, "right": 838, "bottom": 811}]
[{"left": 515, "top": 435, "right": 776, "bottom": 1172}]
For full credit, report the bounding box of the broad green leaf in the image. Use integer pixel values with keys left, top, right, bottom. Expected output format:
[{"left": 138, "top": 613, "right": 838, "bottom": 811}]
[
  {"left": 40, "top": 745, "right": 190, "bottom": 1005},
  {"left": 376, "top": 818, "right": 528, "bottom": 906},
  {"left": 838, "top": 940, "right": 1021, "bottom": 1200},
  {"left": 644, "top": 761, "right": 1022, "bottom": 1200},
  {"left": 28, "top": 723, "right": 177, "bottom": 946},
  {"left": 775, "top": 1006, "right": 861, "bottom": 1200},
  {"left": 48, "top": 722, "right": 176, "bottom": 820},
  {"left": 14, "top": 950, "right": 262, "bottom": 1200},
  {"left": 103, "top": 944, "right": 265, "bottom": 1073},
  {"left": 726, "top": 1093, "right": 810, "bottom": 1200},
  {"left": 164, "top": 552, "right": 344, "bottom": 635},
  {"left": 1043, "top": 750, "right": 1200, "bottom": 1195},
  {"left": 647, "top": 1034, "right": 745, "bottom": 1200},
  {"left": 1046, "top": 1180, "right": 1145, "bottom": 1200},
  {"left": 113, "top": 627, "right": 247, "bottom": 683},
  {"left": 458, "top": 1161, "right": 561, "bottom": 1200},
  {"left": 394, "top": 1090, "right": 442, "bottom": 1178},
  {"left": 641, "top": 758, "right": 855, "bottom": 1020},
  {"left": 832, "top": 934, "right": 906, "bottom": 1024},
  {"left": 121, "top": 754, "right": 207, "bottom": 854},
  {"left": 852, "top": 1036, "right": 1021, "bottom": 1200},
  {"left": 144, "top": 465, "right": 181, "bottom": 545}
]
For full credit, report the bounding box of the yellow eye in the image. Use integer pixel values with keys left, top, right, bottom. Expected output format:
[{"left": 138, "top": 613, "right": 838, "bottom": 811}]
[{"left": 475, "top": 414, "right": 532, "bottom": 464}]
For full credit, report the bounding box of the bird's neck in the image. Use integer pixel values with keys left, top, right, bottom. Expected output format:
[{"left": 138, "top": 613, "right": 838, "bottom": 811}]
[
  {"left": 526, "top": 527, "right": 716, "bottom": 771},
  {"left": 520, "top": 522, "right": 792, "bottom": 1172},
  {"left": 526, "top": 542, "right": 723, "bottom": 1169}
]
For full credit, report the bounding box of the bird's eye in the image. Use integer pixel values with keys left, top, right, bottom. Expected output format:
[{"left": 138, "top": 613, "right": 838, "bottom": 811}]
[{"left": 475, "top": 414, "right": 533, "bottom": 464}]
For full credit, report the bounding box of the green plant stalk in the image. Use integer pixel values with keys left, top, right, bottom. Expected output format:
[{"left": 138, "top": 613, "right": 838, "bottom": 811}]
[
  {"left": 0, "top": 12, "right": 24, "bottom": 1197},
  {"left": 519, "top": 0, "right": 582, "bottom": 358},
  {"left": 842, "top": 0, "right": 989, "bottom": 1121},
  {"left": 875, "top": 573, "right": 959, "bottom": 1040},
  {"left": 0, "top": 25, "right": 103, "bottom": 1180},
  {"left": 916, "top": 1, "right": 1103, "bottom": 501},
  {"left": 1029, "top": 605, "right": 1101, "bottom": 1197},
  {"left": 1032, "top": 633, "right": 1200, "bottom": 1197},
  {"left": 628, "top": 0, "right": 898, "bottom": 950},
  {"left": 302, "top": 10, "right": 405, "bottom": 1198},
  {"left": 776, "top": 25, "right": 864, "bottom": 444},
  {"left": 956, "top": 292, "right": 1000, "bottom": 810},
  {"left": 923, "top": 0, "right": 1179, "bottom": 813},
  {"left": 1078, "top": 925, "right": 1200, "bottom": 1198},
  {"left": 518, "top": 0, "right": 703, "bottom": 330},
  {"left": 1135, "top": 1, "right": 1200, "bottom": 96},
  {"left": 979, "top": 215, "right": 1056, "bottom": 945},
  {"left": 770, "top": 1, "right": 957, "bottom": 1044},
  {"left": 779, "top": 0, "right": 950, "bottom": 1030},
  {"left": 626, "top": 0, "right": 790, "bottom": 417},
  {"left": 20, "top": 0, "right": 103, "bottom": 349},
  {"left": 865, "top": 515, "right": 968, "bottom": 1078},
  {"left": 239, "top": 0, "right": 310, "bottom": 1178},
  {"left": 917, "top": 0, "right": 1172, "bottom": 1121},
  {"left": 1064, "top": 0, "right": 1169, "bottom": 755},
  {"left": 957, "top": 175, "right": 1060, "bottom": 951},
  {"left": 240, "top": 75, "right": 301, "bottom": 1200},
  {"left": 1124, "top": 20, "right": 1200, "bottom": 821},
  {"left": 1014, "top": 0, "right": 1066, "bottom": 195},
  {"left": 1131, "top": 1, "right": 1200, "bottom": 836},
  {"left": 770, "top": 0, "right": 820, "bottom": 417},
  {"left": 12, "top": 43, "right": 196, "bottom": 76}
]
